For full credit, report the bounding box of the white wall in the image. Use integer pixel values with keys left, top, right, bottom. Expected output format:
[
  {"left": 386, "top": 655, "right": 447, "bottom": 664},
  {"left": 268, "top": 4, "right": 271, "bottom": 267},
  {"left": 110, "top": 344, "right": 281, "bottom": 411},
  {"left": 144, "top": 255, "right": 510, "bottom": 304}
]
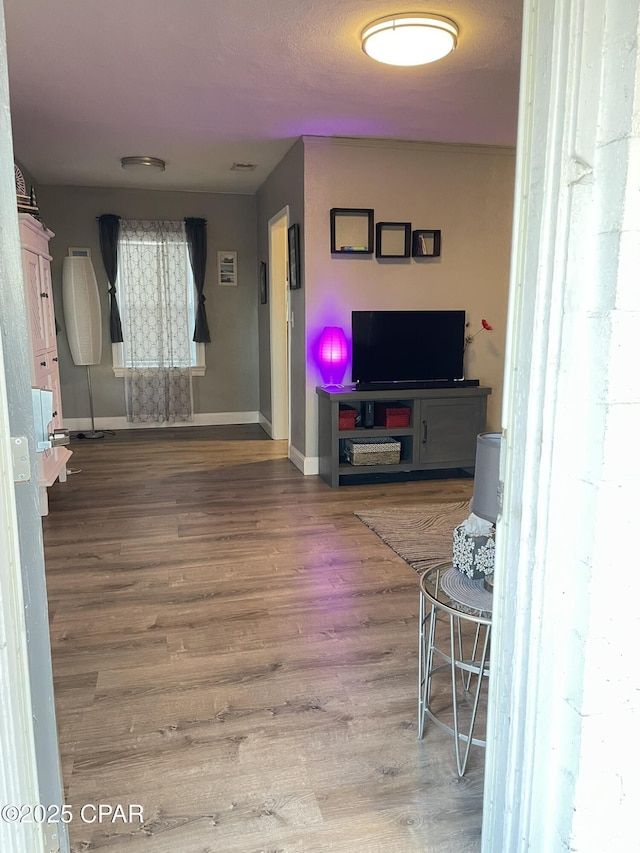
[
  {"left": 302, "top": 137, "right": 516, "bottom": 462},
  {"left": 0, "top": 7, "right": 67, "bottom": 850},
  {"left": 483, "top": 0, "right": 640, "bottom": 850}
]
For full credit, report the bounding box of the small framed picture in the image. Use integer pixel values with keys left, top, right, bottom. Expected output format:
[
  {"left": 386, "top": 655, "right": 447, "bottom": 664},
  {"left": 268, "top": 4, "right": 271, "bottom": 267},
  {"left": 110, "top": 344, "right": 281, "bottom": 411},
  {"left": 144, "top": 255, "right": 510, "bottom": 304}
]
[
  {"left": 68, "top": 247, "right": 91, "bottom": 257},
  {"left": 259, "top": 261, "right": 268, "bottom": 304},
  {"left": 217, "top": 251, "right": 237, "bottom": 286},
  {"left": 288, "top": 223, "right": 301, "bottom": 290}
]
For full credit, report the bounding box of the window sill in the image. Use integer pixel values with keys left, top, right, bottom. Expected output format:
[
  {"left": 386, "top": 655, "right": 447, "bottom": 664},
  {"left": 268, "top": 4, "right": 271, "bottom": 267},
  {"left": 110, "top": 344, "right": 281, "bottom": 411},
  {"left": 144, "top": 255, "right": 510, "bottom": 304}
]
[{"left": 112, "top": 366, "right": 206, "bottom": 378}]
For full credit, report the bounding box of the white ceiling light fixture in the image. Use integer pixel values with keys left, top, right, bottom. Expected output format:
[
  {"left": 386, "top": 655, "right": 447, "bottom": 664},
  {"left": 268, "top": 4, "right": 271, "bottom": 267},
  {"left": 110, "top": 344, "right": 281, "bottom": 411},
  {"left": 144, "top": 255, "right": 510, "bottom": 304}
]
[
  {"left": 120, "top": 156, "right": 166, "bottom": 172},
  {"left": 361, "top": 13, "right": 458, "bottom": 67}
]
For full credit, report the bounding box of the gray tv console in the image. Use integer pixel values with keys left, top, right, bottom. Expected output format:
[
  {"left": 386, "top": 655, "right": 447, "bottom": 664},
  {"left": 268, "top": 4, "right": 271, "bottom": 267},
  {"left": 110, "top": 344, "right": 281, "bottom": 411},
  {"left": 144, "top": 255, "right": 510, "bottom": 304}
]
[{"left": 316, "top": 384, "right": 491, "bottom": 488}]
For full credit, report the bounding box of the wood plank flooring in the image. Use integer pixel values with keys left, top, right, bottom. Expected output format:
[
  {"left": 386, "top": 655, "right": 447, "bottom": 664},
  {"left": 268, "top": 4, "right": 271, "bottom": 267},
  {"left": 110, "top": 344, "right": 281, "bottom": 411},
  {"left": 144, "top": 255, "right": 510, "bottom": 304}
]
[{"left": 42, "top": 425, "right": 482, "bottom": 852}]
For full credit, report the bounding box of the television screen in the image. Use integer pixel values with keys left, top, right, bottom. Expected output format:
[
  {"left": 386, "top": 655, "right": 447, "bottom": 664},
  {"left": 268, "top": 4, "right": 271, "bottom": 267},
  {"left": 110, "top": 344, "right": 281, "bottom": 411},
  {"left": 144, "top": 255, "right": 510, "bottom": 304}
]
[{"left": 351, "top": 310, "right": 465, "bottom": 385}]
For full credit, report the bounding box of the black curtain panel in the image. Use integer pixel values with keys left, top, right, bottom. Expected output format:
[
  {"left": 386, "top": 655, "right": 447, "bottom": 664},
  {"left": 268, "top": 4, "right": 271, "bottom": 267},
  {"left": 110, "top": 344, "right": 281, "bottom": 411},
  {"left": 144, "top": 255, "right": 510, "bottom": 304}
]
[
  {"left": 184, "top": 217, "right": 211, "bottom": 343},
  {"left": 98, "top": 214, "right": 123, "bottom": 343}
]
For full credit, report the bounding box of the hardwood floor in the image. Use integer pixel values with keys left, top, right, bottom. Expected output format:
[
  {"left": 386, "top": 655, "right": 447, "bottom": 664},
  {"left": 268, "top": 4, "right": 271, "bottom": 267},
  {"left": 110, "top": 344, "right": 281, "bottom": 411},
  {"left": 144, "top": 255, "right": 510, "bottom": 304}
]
[{"left": 42, "top": 425, "right": 482, "bottom": 852}]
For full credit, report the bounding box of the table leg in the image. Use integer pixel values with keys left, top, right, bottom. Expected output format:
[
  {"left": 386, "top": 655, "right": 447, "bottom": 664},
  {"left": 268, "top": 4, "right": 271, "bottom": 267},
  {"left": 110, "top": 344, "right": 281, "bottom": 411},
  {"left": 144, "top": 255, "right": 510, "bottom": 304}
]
[
  {"left": 449, "top": 616, "right": 491, "bottom": 776},
  {"left": 418, "top": 593, "right": 437, "bottom": 740}
]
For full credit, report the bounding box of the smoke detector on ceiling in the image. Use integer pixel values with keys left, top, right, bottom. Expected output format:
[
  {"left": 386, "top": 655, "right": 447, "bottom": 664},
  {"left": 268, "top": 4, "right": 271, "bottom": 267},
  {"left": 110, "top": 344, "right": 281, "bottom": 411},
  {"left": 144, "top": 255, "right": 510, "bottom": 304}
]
[
  {"left": 231, "top": 162, "right": 257, "bottom": 172},
  {"left": 121, "top": 156, "right": 166, "bottom": 172}
]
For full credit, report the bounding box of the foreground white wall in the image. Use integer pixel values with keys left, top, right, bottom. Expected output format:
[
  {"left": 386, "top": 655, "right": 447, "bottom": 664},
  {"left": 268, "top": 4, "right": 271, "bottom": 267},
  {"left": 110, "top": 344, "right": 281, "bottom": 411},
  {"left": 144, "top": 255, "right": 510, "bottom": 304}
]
[
  {"left": 484, "top": 0, "right": 640, "bottom": 849},
  {"left": 0, "top": 4, "right": 68, "bottom": 850}
]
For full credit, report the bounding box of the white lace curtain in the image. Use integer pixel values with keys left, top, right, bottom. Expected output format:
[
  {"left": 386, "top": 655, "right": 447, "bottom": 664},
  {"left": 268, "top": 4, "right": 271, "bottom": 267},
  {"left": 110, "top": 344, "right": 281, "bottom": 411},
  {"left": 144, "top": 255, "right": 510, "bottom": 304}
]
[{"left": 118, "top": 219, "right": 193, "bottom": 423}]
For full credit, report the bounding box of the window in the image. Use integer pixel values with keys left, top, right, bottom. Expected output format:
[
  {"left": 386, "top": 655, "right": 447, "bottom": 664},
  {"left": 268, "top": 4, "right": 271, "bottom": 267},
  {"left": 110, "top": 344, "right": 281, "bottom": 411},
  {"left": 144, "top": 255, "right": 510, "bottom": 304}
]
[{"left": 111, "top": 219, "right": 205, "bottom": 376}]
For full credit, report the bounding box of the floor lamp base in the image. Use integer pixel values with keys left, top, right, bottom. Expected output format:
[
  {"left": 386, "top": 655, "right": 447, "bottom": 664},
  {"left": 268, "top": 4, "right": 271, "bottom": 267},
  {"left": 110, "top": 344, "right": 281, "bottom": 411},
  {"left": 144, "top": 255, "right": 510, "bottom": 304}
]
[{"left": 77, "top": 430, "right": 105, "bottom": 440}]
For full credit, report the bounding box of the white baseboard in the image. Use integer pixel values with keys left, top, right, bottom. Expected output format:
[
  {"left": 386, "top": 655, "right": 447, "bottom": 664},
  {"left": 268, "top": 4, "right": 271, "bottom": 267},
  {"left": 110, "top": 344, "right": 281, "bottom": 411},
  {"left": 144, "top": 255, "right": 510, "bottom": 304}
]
[
  {"left": 258, "top": 412, "right": 273, "bottom": 437},
  {"left": 305, "top": 456, "right": 319, "bottom": 476},
  {"left": 289, "top": 445, "right": 319, "bottom": 476},
  {"left": 65, "top": 411, "right": 260, "bottom": 431},
  {"left": 257, "top": 417, "right": 319, "bottom": 475}
]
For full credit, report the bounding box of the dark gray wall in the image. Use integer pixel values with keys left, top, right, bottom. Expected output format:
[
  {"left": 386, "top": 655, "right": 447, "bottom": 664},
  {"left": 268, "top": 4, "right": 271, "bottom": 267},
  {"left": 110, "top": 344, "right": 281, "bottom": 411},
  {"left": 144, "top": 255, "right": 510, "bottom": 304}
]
[
  {"left": 36, "top": 185, "right": 258, "bottom": 420},
  {"left": 256, "top": 139, "right": 305, "bottom": 450}
]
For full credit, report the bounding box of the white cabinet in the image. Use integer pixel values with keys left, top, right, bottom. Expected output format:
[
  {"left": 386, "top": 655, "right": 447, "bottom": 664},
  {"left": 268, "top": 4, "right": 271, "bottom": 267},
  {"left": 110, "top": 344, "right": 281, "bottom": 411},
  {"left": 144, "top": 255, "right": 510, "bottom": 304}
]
[{"left": 19, "top": 214, "right": 71, "bottom": 515}]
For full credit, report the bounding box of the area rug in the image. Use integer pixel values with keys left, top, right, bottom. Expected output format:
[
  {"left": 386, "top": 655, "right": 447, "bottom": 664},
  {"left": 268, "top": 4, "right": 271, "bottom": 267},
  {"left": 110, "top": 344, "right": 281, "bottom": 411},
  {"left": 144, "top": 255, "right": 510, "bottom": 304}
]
[{"left": 354, "top": 500, "right": 470, "bottom": 574}]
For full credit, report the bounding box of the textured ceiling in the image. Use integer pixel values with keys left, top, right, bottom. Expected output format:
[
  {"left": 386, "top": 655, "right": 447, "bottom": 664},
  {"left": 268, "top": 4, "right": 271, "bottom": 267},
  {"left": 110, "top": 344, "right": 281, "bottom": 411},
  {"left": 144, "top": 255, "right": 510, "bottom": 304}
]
[{"left": 3, "top": 0, "right": 523, "bottom": 194}]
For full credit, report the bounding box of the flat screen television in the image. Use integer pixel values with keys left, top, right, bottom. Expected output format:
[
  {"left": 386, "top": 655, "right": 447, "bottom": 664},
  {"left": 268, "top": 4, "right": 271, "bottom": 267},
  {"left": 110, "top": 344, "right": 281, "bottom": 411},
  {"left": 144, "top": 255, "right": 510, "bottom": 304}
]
[{"left": 351, "top": 310, "right": 466, "bottom": 389}]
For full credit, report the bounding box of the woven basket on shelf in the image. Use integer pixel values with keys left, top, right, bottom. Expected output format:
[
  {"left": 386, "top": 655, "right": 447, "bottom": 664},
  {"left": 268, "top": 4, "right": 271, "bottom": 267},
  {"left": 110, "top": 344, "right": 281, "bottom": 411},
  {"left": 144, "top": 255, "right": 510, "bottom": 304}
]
[{"left": 345, "top": 436, "right": 401, "bottom": 466}]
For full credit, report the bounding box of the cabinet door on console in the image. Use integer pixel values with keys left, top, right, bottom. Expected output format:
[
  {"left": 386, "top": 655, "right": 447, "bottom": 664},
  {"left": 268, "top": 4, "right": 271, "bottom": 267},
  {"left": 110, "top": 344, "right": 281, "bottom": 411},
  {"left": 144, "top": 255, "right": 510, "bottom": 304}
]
[{"left": 418, "top": 398, "right": 485, "bottom": 466}]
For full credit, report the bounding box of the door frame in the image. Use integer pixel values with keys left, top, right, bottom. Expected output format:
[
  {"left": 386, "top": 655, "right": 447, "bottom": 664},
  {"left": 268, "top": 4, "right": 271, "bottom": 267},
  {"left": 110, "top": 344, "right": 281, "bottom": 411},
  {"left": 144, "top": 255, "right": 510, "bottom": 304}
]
[
  {"left": 0, "top": 10, "right": 51, "bottom": 850},
  {"left": 267, "top": 206, "right": 291, "bottom": 443},
  {"left": 1, "top": 8, "right": 67, "bottom": 849},
  {"left": 0, "top": 357, "right": 44, "bottom": 853}
]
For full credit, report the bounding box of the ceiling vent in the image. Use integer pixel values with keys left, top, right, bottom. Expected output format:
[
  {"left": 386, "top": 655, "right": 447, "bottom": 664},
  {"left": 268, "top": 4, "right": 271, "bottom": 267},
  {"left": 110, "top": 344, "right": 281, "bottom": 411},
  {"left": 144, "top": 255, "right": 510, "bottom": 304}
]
[{"left": 231, "top": 162, "right": 257, "bottom": 172}]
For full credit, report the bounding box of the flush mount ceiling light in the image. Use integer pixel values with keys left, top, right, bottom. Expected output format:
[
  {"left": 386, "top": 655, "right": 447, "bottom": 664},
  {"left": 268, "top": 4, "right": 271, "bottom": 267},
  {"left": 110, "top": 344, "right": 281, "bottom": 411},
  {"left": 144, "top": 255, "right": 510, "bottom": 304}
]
[
  {"left": 120, "top": 156, "right": 166, "bottom": 172},
  {"left": 361, "top": 13, "right": 458, "bottom": 66}
]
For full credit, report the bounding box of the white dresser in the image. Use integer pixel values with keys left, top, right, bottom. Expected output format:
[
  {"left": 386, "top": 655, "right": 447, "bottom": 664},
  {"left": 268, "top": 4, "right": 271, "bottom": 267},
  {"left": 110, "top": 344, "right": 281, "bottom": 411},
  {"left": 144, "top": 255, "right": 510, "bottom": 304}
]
[{"left": 19, "top": 213, "right": 71, "bottom": 514}]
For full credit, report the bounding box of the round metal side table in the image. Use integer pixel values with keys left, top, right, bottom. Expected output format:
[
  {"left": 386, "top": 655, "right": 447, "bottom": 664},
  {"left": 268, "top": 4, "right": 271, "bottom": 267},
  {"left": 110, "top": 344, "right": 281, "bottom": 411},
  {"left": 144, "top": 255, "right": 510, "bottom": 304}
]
[{"left": 418, "top": 561, "right": 493, "bottom": 777}]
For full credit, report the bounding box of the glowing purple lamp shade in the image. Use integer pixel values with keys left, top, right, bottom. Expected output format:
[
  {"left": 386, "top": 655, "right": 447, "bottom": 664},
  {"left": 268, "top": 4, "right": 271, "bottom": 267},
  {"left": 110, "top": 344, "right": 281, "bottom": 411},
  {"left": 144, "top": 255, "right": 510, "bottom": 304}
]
[{"left": 318, "top": 326, "right": 348, "bottom": 386}]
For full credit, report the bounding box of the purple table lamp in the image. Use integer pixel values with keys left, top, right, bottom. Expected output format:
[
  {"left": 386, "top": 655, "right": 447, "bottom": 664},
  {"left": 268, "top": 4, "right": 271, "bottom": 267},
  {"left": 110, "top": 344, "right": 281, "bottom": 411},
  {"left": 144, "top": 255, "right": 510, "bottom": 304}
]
[{"left": 318, "top": 326, "right": 348, "bottom": 386}]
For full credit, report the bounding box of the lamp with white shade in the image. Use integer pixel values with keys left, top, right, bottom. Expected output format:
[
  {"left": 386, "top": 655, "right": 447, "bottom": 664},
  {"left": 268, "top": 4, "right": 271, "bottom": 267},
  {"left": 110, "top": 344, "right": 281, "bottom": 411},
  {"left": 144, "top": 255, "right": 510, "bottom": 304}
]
[
  {"left": 471, "top": 432, "right": 501, "bottom": 525},
  {"left": 451, "top": 433, "right": 502, "bottom": 588}
]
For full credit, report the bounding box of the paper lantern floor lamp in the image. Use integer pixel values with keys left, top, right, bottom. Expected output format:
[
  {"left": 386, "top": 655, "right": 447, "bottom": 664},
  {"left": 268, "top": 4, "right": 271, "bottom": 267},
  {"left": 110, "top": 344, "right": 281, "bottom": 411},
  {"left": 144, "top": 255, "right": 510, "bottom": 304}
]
[
  {"left": 318, "top": 326, "right": 348, "bottom": 387},
  {"left": 62, "top": 255, "right": 104, "bottom": 439}
]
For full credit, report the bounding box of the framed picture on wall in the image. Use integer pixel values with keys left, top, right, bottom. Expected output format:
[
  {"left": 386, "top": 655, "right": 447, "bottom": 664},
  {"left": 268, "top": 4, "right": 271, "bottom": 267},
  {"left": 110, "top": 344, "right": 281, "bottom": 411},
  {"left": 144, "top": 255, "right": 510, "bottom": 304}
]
[
  {"left": 217, "top": 251, "right": 237, "bottom": 286},
  {"left": 288, "top": 223, "right": 301, "bottom": 290},
  {"left": 259, "top": 261, "right": 268, "bottom": 304}
]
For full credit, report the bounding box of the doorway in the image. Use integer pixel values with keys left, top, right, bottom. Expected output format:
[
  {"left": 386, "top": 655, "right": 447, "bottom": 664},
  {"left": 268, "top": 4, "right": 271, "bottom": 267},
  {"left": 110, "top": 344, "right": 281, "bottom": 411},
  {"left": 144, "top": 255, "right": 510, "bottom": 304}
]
[{"left": 268, "top": 207, "right": 290, "bottom": 443}]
